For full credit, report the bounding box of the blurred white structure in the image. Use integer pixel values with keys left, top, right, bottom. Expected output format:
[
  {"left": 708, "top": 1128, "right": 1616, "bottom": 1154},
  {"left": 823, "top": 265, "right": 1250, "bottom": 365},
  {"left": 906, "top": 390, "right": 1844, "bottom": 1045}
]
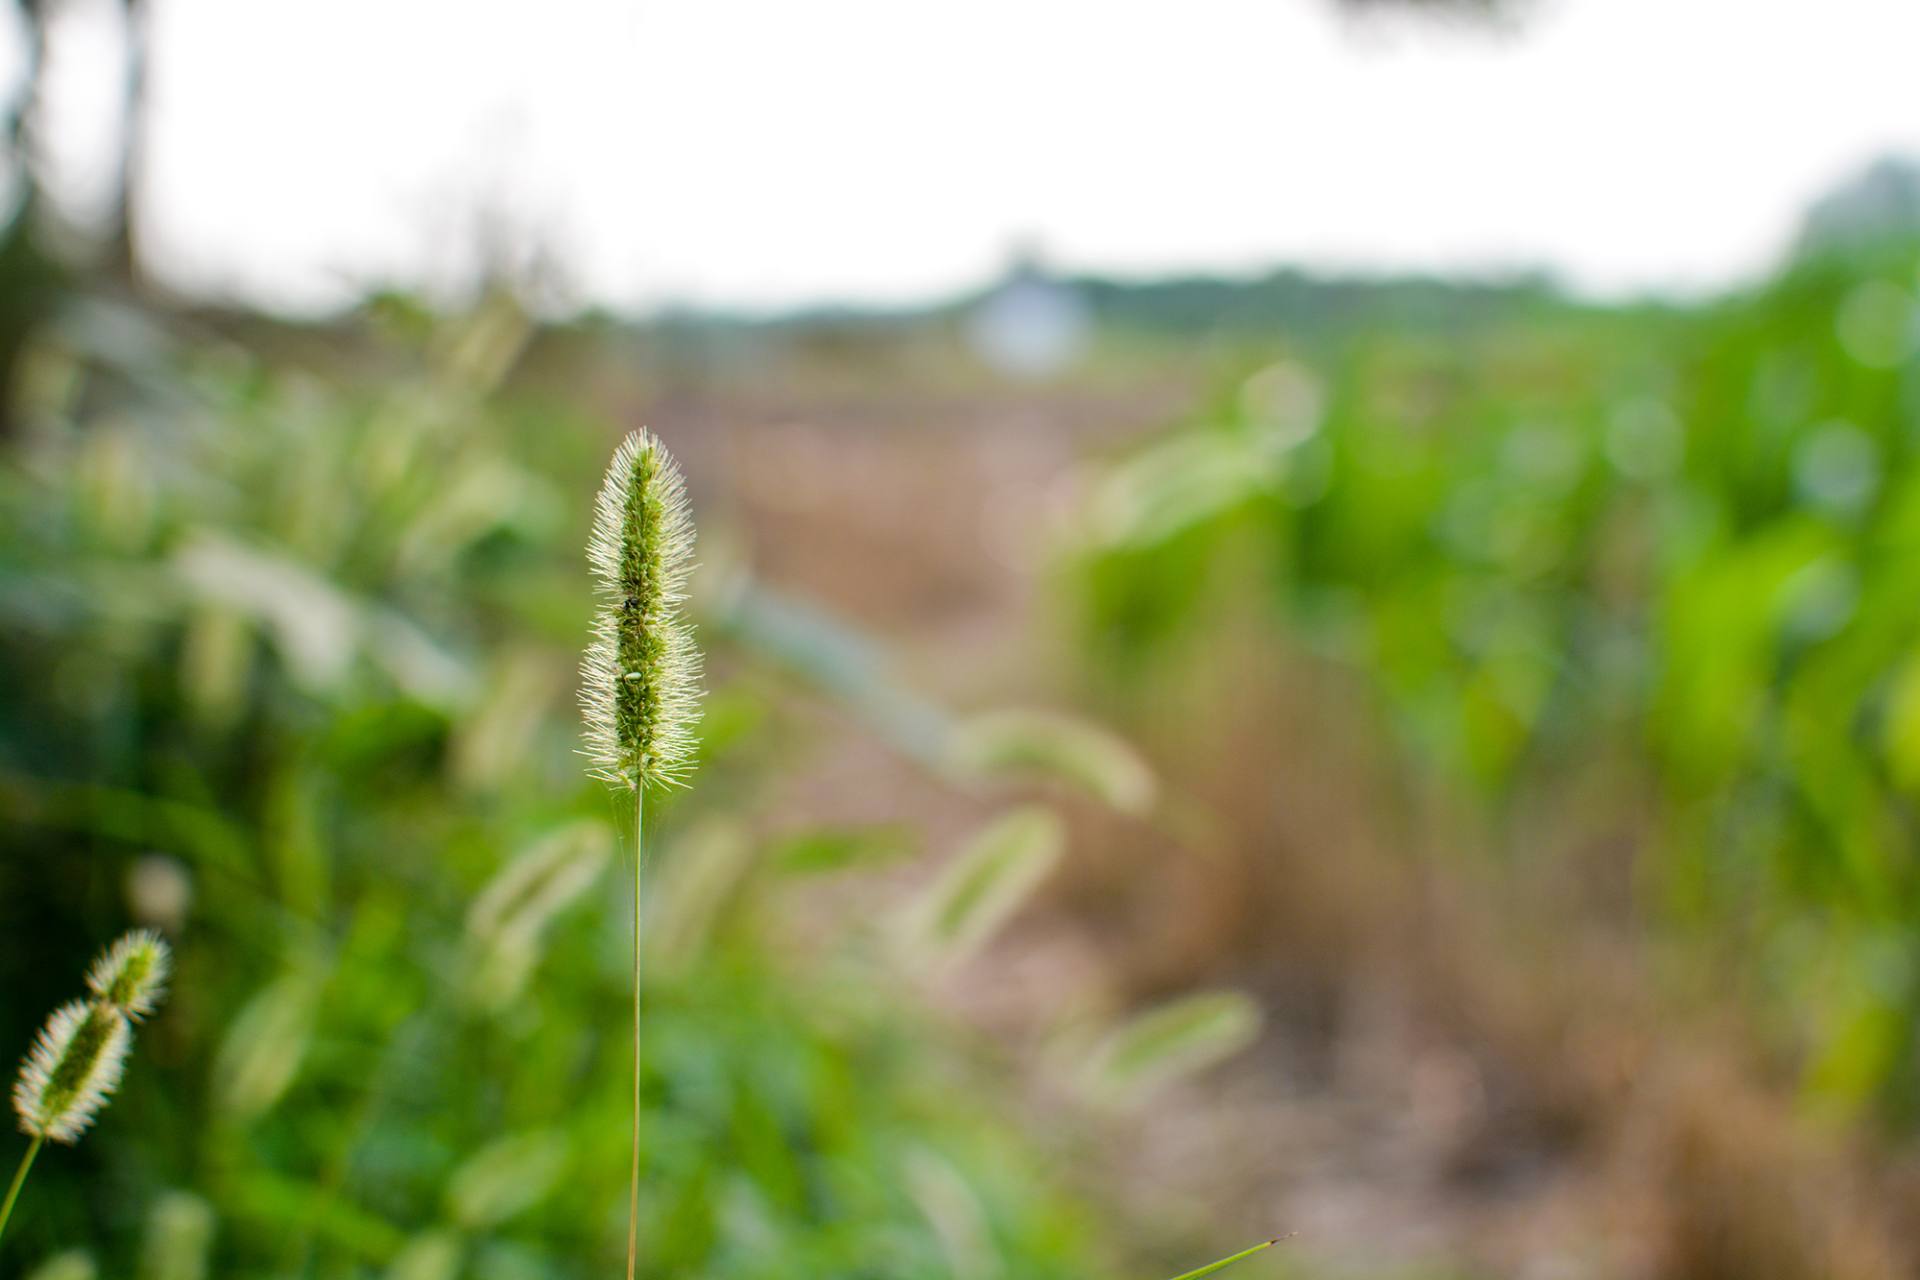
[
  {"left": 1796, "top": 157, "right": 1920, "bottom": 259},
  {"left": 965, "top": 255, "right": 1089, "bottom": 378}
]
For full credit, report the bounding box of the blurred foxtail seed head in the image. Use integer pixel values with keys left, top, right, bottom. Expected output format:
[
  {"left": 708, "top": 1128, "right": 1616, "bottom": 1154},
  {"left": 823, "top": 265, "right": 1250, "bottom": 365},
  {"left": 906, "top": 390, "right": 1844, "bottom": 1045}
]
[
  {"left": 582, "top": 429, "right": 702, "bottom": 792},
  {"left": 13, "top": 1001, "right": 131, "bottom": 1144},
  {"left": 86, "top": 929, "right": 172, "bottom": 1021}
]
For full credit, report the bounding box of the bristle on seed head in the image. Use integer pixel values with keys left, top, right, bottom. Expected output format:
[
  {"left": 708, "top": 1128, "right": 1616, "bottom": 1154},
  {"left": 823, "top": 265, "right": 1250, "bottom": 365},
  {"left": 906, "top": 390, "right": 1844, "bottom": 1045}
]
[{"left": 582, "top": 429, "right": 702, "bottom": 792}]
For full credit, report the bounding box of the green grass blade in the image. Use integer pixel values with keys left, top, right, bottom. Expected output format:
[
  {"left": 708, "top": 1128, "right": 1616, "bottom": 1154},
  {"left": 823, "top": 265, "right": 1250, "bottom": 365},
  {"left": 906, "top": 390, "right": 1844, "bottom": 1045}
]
[{"left": 1162, "top": 1238, "right": 1280, "bottom": 1280}]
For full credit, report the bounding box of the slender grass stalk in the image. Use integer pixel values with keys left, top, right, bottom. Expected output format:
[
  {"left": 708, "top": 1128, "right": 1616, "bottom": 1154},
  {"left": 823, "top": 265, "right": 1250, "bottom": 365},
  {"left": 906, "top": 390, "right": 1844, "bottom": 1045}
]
[
  {"left": 1163, "top": 1238, "right": 1281, "bottom": 1280},
  {"left": 0, "top": 1136, "right": 41, "bottom": 1243},
  {"left": 627, "top": 789, "right": 642, "bottom": 1280},
  {"left": 582, "top": 429, "right": 701, "bottom": 1280}
]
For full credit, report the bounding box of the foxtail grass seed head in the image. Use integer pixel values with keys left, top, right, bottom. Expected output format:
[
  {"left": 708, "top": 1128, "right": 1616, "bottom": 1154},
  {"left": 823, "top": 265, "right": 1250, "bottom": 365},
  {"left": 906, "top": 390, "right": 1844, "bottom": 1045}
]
[
  {"left": 13, "top": 1001, "right": 131, "bottom": 1144},
  {"left": 86, "top": 929, "right": 171, "bottom": 1021},
  {"left": 583, "top": 429, "right": 701, "bottom": 791}
]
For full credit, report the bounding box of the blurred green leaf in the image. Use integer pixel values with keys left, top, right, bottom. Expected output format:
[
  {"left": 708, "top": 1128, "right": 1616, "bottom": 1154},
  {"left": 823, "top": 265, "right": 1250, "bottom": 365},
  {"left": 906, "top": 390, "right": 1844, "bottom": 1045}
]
[
  {"left": 383, "top": 1230, "right": 463, "bottom": 1280},
  {"left": 903, "top": 808, "right": 1066, "bottom": 967},
  {"left": 25, "top": 1251, "right": 96, "bottom": 1280},
  {"left": 138, "top": 1192, "right": 215, "bottom": 1280},
  {"left": 946, "top": 709, "right": 1157, "bottom": 816},
  {"left": 1079, "top": 992, "right": 1262, "bottom": 1106},
  {"left": 445, "top": 1131, "right": 568, "bottom": 1231},
  {"left": 211, "top": 973, "right": 320, "bottom": 1123},
  {"left": 770, "top": 823, "right": 918, "bottom": 875}
]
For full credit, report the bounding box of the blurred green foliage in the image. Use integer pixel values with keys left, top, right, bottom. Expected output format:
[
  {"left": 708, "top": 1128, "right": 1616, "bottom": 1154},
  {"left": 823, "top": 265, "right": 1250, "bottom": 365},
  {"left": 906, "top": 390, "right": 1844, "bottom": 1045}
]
[
  {"left": 0, "top": 299, "right": 1115, "bottom": 1276},
  {"left": 1073, "top": 235, "right": 1920, "bottom": 1118}
]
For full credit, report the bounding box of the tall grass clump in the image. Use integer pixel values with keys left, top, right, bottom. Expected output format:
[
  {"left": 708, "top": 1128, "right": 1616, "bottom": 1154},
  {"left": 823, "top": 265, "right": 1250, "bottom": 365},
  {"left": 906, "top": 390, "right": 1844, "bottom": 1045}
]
[
  {"left": 581, "top": 429, "right": 701, "bottom": 1280},
  {"left": 3, "top": 931, "right": 170, "bottom": 1247}
]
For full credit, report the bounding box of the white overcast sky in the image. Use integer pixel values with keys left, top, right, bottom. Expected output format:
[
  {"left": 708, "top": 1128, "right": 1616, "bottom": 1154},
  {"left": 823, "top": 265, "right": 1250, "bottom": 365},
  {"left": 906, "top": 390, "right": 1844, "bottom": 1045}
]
[{"left": 8, "top": 0, "right": 1920, "bottom": 314}]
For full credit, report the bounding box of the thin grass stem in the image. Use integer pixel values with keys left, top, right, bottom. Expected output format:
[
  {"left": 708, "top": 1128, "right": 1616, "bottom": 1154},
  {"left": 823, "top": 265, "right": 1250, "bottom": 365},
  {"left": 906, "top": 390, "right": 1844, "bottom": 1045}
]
[
  {"left": 1163, "top": 1238, "right": 1281, "bottom": 1280},
  {"left": 626, "top": 788, "right": 643, "bottom": 1280},
  {"left": 0, "top": 1135, "right": 43, "bottom": 1247}
]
